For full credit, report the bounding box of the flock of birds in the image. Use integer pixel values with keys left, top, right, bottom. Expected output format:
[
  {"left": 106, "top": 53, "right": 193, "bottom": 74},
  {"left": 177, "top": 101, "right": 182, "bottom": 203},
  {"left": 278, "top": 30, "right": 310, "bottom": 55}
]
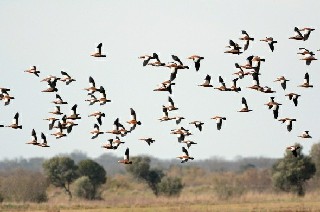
[{"left": 2, "top": 26, "right": 318, "bottom": 164}]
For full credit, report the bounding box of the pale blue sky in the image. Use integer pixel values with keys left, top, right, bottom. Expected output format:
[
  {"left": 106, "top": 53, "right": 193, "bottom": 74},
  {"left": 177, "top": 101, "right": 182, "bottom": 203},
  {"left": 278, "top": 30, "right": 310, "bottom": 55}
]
[{"left": 0, "top": 1, "right": 319, "bottom": 160}]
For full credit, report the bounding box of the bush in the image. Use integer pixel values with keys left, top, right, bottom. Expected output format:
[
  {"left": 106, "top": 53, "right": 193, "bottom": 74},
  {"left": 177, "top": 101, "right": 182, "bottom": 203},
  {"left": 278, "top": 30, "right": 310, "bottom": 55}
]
[
  {"left": 157, "top": 177, "right": 183, "bottom": 197},
  {"left": 73, "top": 176, "right": 95, "bottom": 200},
  {"left": 0, "top": 169, "right": 48, "bottom": 202}
]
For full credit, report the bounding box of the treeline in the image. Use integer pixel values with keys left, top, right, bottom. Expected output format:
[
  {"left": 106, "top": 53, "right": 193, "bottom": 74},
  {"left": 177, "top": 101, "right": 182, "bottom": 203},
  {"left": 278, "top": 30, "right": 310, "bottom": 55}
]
[{"left": 0, "top": 143, "right": 319, "bottom": 203}]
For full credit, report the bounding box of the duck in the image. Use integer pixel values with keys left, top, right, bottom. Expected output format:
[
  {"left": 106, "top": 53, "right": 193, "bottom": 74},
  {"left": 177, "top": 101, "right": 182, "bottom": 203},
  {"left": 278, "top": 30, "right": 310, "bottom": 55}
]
[
  {"left": 299, "top": 51, "right": 317, "bottom": 65},
  {"left": 88, "top": 111, "right": 105, "bottom": 125},
  {"left": 182, "top": 140, "right": 197, "bottom": 149},
  {"left": 274, "top": 76, "right": 289, "bottom": 90},
  {"left": 106, "top": 118, "right": 124, "bottom": 135},
  {"left": 225, "top": 40, "right": 242, "bottom": 54},
  {"left": 1, "top": 90, "right": 14, "bottom": 106},
  {"left": 172, "top": 55, "right": 184, "bottom": 66},
  {"left": 241, "top": 55, "right": 254, "bottom": 69},
  {"left": 278, "top": 118, "right": 296, "bottom": 132},
  {"left": 285, "top": 93, "right": 300, "bottom": 106},
  {"left": 139, "top": 137, "right": 155, "bottom": 146},
  {"left": 26, "top": 129, "right": 39, "bottom": 145},
  {"left": 41, "top": 78, "right": 59, "bottom": 92},
  {"left": 24, "top": 66, "right": 40, "bottom": 77},
  {"left": 287, "top": 145, "right": 300, "bottom": 157},
  {"left": 247, "top": 72, "right": 262, "bottom": 91},
  {"left": 238, "top": 97, "right": 252, "bottom": 112},
  {"left": 158, "top": 106, "right": 176, "bottom": 122},
  {"left": 153, "top": 82, "right": 175, "bottom": 94},
  {"left": 49, "top": 106, "right": 63, "bottom": 115},
  {"left": 298, "top": 72, "right": 313, "bottom": 88},
  {"left": 298, "top": 131, "right": 312, "bottom": 139},
  {"left": 40, "top": 133, "right": 50, "bottom": 147},
  {"left": 171, "top": 127, "right": 192, "bottom": 136},
  {"left": 60, "top": 115, "right": 78, "bottom": 133},
  {"left": 229, "top": 78, "right": 241, "bottom": 92},
  {"left": 189, "top": 121, "right": 204, "bottom": 131},
  {"left": 289, "top": 27, "right": 304, "bottom": 40},
  {"left": 233, "top": 63, "right": 250, "bottom": 79},
  {"left": 98, "top": 86, "right": 111, "bottom": 105},
  {"left": 51, "top": 121, "right": 66, "bottom": 139},
  {"left": 101, "top": 139, "right": 115, "bottom": 150},
  {"left": 84, "top": 76, "right": 99, "bottom": 95},
  {"left": 214, "top": 76, "right": 229, "bottom": 91},
  {"left": 127, "top": 108, "right": 141, "bottom": 132},
  {"left": 211, "top": 116, "right": 226, "bottom": 130},
  {"left": 198, "top": 74, "right": 213, "bottom": 87},
  {"left": 91, "top": 43, "right": 106, "bottom": 57},
  {"left": 59, "top": 71, "right": 76, "bottom": 85},
  {"left": 164, "top": 96, "right": 178, "bottom": 111},
  {"left": 139, "top": 53, "right": 157, "bottom": 66},
  {"left": 52, "top": 94, "right": 68, "bottom": 105},
  {"left": 6, "top": 112, "right": 22, "bottom": 129},
  {"left": 67, "top": 104, "right": 81, "bottom": 120},
  {"left": 239, "top": 30, "right": 254, "bottom": 51},
  {"left": 299, "top": 27, "right": 315, "bottom": 41},
  {"left": 90, "top": 124, "right": 104, "bottom": 139},
  {"left": 43, "top": 117, "right": 59, "bottom": 130},
  {"left": 264, "top": 97, "right": 281, "bottom": 119},
  {"left": 187, "top": 55, "right": 204, "bottom": 71},
  {"left": 260, "top": 37, "right": 277, "bottom": 52},
  {"left": 112, "top": 136, "right": 125, "bottom": 149},
  {"left": 118, "top": 148, "right": 132, "bottom": 164},
  {"left": 175, "top": 116, "right": 185, "bottom": 125},
  {"left": 85, "top": 94, "right": 99, "bottom": 105},
  {"left": 177, "top": 147, "right": 194, "bottom": 163},
  {"left": 40, "top": 75, "right": 59, "bottom": 82},
  {"left": 260, "top": 86, "right": 276, "bottom": 93}
]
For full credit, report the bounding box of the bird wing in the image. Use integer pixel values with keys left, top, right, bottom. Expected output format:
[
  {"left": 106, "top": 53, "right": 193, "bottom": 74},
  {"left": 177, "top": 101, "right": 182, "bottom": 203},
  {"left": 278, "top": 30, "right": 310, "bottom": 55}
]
[{"left": 89, "top": 76, "right": 95, "bottom": 87}]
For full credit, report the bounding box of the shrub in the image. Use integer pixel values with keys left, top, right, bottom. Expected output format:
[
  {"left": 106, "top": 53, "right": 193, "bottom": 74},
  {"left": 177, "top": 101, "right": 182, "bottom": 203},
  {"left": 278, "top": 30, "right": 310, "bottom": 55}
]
[
  {"left": 157, "top": 177, "right": 183, "bottom": 197},
  {"left": 73, "top": 176, "right": 95, "bottom": 200}
]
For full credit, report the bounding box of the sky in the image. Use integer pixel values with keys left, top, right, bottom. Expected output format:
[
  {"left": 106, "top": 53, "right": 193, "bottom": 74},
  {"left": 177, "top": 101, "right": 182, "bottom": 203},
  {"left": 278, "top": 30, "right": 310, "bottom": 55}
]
[{"left": 0, "top": 0, "right": 320, "bottom": 161}]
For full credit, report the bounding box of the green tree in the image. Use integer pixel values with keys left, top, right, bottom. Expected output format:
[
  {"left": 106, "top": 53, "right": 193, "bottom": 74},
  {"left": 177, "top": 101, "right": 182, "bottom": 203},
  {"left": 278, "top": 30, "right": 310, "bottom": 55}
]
[
  {"left": 77, "top": 159, "right": 106, "bottom": 199},
  {"left": 272, "top": 145, "right": 316, "bottom": 196},
  {"left": 125, "top": 156, "right": 164, "bottom": 196},
  {"left": 310, "top": 142, "right": 320, "bottom": 178},
  {"left": 157, "top": 177, "right": 183, "bottom": 197},
  {"left": 42, "top": 157, "right": 78, "bottom": 200},
  {"left": 73, "top": 176, "right": 95, "bottom": 200}
]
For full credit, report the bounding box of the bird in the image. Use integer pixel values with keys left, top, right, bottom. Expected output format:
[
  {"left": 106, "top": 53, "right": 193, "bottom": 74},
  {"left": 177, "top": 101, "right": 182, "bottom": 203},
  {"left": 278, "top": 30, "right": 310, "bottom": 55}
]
[
  {"left": 285, "top": 93, "right": 300, "bottom": 106},
  {"left": 225, "top": 40, "right": 242, "bottom": 54},
  {"left": 287, "top": 145, "right": 300, "bottom": 157},
  {"left": 106, "top": 118, "right": 126, "bottom": 135},
  {"left": 189, "top": 121, "right": 204, "bottom": 131},
  {"left": 171, "top": 55, "right": 184, "bottom": 66},
  {"left": 265, "top": 97, "right": 281, "bottom": 119},
  {"left": 233, "top": 63, "right": 250, "bottom": 79},
  {"left": 139, "top": 137, "right": 155, "bottom": 146},
  {"left": 198, "top": 74, "right": 213, "bottom": 87},
  {"left": 164, "top": 96, "right": 178, "bottom": 111},
  {"left": 6, "top": 112, "right": 22, "bottom": 129},
  {"left": 211, "top": 116, "right": 226, "bottom": 130},
  {"left": 85, "top": 94, "right": 99, "bottom": 105},
  {"left": 52, "top": 94, "right": 68, "bottom": 104},
  {"left": 299, "top": 27, "right": 315, "bottom": 41},
  {"left": 241, "top": 55, "right": 254, "bottom": 69},
  {"left": 40, "top": 133, "right": 50, "bottom": 147},
  {"left": 118, "top": 148, "right": 132, "bottom": 164},
  {"left": 51, "top": 121, "right": 66, "bottom": 139},
  {"left": 24, "top": 66, "right": 40, "bottom": 77},
  {"left": 187, "top": 55, "right": 204, "bottom": 71},
  {"left": 127, "top": 108, "right": 141, "bottom": 132},
  {"left": 214, "top": 76, "right": 229, "bottom": 91},
  {"left": 40, "top": 75, "right": 59, "bottom": 82},
  {"left": 247, "top": 72, "right": 262, "bottom": 91},
  {"left": 101, "top": 139, "right": 115, "bottom": 150},
  {"left": 177, "top": 147, "right": 194, "bottom": 163},
  {"left": 239, "top": 30, "right": 254, "bottom": 51},
  {"left": 26, "top": 129, "right": 39, "bottom": 145},
  {"left": 298, "top": 131, "right": 312, "bottom": 139},
  {"left": 60, "top": 115, "right": 78, "bottom": 133},
  {"left": 171, "top": 127, "right": 192, "bottom": 136},
  {"left": 139, "top": 53, "right": 157, "bottom": 66},
  {"left": 112, "top": 136, "right": 125, "bottom": 149},
  {"left": 299, "top": 51, "right": 317, "bottom": 65},
  {"left": 175, "top": 116, "right": 185, "bottom": 125},
  {"left": 289, "top": 27, "right": 304, "bottom": 40},
  {"left": 98, "top": 86, "right": 111, "bottom": 105},
  {"left": 274, "top": 76, "right": 289, "bottom": 90},
  {"left": 91, "top": 43, "right": 106, "bottom": 57},
  {"left": 158, "top": 106, "right": 176, "bottom": 122},
  {"left": 260, "top": 86, "right": 276, "bottom": 94},
  {"left": 229, "top": 78, "right": 241, "bottom": 92},
  {"left": 84, "top": 76, "right": 99, "bottom": 95},
  {"left": 41, "top": 78, "right": 59, "bottom": 92},
  {"left": 298, "top": 73, "right": 313, "bottom": 88},
  {"left": 153, "top": 82, "right": 175, "bottom": 94},
  {"left": 278, "top": 118, "right": 296, "bottom": 132},
  {"left": 182, "top": 140, "right": 197, "bottom": 149},
  {"left": 67, "top": 104, "right": 81, "bottom": 120},
  {"left": 43, "top": 117, "right": 59, "bottom": 130},
  {"left": 1, "top": 90, "right": 14, "bottom": 106},
  {"left": 88, "top": 111, "right": 105, "bottom": 125},
  {"left": 49, "top": 106, "right": 63, "bottom": 115},
  {"left": 260, "top": 37, "right": 277, "bottom": 52},
  {"left": 90, "top": 124, "right": 104, "bottom": 139},
  {"left": 59, "top": 71, "right": 76, "bottom": 85},
  {"left": 238, "top": 97, "right": 252, "bottom": 112}
]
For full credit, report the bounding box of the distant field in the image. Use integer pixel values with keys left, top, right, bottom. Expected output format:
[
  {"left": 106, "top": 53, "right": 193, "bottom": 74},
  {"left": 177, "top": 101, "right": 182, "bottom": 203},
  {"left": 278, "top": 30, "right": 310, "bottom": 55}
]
[{"left": 1, "top": 202, "right": 320, "bottom": 212}]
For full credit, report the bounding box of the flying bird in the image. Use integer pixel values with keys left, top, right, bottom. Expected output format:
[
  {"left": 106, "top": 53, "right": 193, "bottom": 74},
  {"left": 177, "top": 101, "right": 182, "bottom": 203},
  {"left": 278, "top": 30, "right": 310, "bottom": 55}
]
[
  {"left": 274, "top": 76, "right": 289, "bottom": 90},
  {"left": 118, "top": 148, "right": 132, "bottom": 164},
  {"left": 285, "top": 93, "right": 300, "bottom": 106},
  {"left": 6, "top": 112, "right": 22, "bottom": 129},
  {"left": 298, "top": 131, "right": 312, "bottom": 139},
  {"left": 278, "top": 118, "right": 296, "bottom": 132},
  {"left": 298, "top": 73, "right": 313, "bottom": 88},
  {"left": 211, "top": 116, "right": 226, "bottom": 130},
  {"left": 238, "top": 97, "right": 252, "bottom": 112},
  {"left": 287, "top": 145, "right": 300, "bottom": 157},
  {"left": 176, "top": 147, "right": 194, "bottom": 163},
  {"left": 59, "top": 71, "right": 76, "bottom": 85},
  {"left": 91, "top": 43, "right": 106, "bottom": 57},
  {"left": 198, "top": 74, "right": 213, "bottom": 87},
  {"left": 239, "top": 30, "right": 254, "bottom": 51},
  {"left": 24, "top": 66, "right": 40, "bottom": 77},
  {"left": 260, "top": 37, "right": 277, "bottom": 52},
  {"left": 187, "top": 55, "right": 204, "bottom": 71},
  {"left": 189, "top": 121, "right": 204, "bottom": 131},
  {"left": 127, "top": 108, "right": 142, "bottom": 132}
]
